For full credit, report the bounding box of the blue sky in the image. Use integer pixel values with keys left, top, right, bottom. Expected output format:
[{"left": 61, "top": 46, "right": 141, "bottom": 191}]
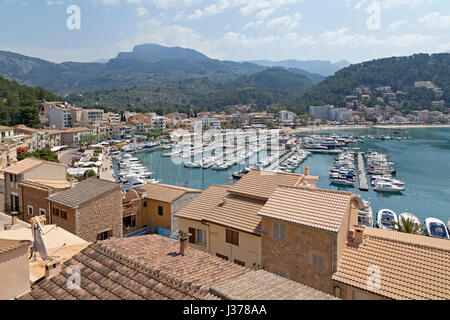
[{"left": 0, "top": 0, "right": 449, "bottom": 63}]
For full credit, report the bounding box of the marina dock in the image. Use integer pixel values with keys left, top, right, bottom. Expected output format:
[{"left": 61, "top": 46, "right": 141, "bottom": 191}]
[
  {"left": 357, "top": 152, "right": 369, "bottom": 191},
  {"left": 266, "top": 150, "right": 296, "bottom": 171}
]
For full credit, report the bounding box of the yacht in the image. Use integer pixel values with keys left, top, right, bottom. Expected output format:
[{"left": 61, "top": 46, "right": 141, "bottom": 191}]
[
  {"left": 371, "top": 176, "right": 404, "bottom": 187},
  {"left": 425, "top": 218, "right": 449, "bottom": 239},
  {"left": 374, "top": 181, "right": 405, "bottom": 192},
  {"left": 358, "top": 200, "right": 374, "bottom": 227},
  {"left": 377, "top": 209, "right": 398, "bottom": 230}
]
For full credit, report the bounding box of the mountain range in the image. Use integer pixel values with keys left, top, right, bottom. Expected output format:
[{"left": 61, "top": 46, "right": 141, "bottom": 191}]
[
  {"left": 0, "top": 44, "right": 331, "bottom": 96},
  {"left": 249, "top": 59, "right": 351, "bottom": 77}
]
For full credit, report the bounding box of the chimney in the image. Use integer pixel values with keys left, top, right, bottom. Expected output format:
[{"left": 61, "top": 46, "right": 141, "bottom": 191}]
[
  {"left": 70, "top": 179, "right": 75, "bottom": 188},
  {"left": 178, "top": 230, "right": 190, "bottom": 256},
  {"left": 45, "top": 259, "right": 61, "bottom": 279},
  {"left": 304, "top": 166, "right": 310, "bottom": 176},
  {"left": 353, "top": 225, "right": 365, "bottom": 245},
  {"left": 4, "top": 224, "right": 11, "bottom": 231},
  {"left": 11, "top": 212, "right": 17, "bottom": 226}
]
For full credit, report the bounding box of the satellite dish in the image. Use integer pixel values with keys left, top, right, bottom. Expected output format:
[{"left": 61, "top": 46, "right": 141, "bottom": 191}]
[{"left": 33, "top": 225, "right": 48, "bottom": 260}]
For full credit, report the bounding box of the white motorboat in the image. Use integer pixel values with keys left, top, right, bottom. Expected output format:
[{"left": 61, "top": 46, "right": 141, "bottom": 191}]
[
  {"left": 425, "top": 217, "right": 449, "bottom": 239},
  {"left": 371, "top": 176, "right": 404, "bottom": 186},
  {"left": 377, "top": 209, "right": 398, "bottom": 230},
  {"left": 358, "top": 200, "right": 374, "bottom": 227},
  {"left": 374, "top": 181, "right": 405, "bottom": 192}
]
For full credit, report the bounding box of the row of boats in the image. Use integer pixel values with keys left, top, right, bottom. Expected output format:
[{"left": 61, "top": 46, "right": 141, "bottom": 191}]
[
  {"left": 329, "top": 151, "right": 356, "bottom": 186},
  {"left": 358, "top": 202, "right": 449, "bottom": 239},
  {"left": 365, "top": 151, "right": 405, "bottom": 192},
  {"left": 376, "top": 208, "right": 450, "bottom": 239},
  {"left": 113, "top": 153, "right": 160, "bottom": 190}
]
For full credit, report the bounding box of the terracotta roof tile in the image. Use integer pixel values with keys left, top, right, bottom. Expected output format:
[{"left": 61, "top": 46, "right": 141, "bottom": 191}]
[
  {"left": 229, "top": 169, "right": 305, "bottom": 200},
  {"left": 175, "top": 185, "right": 229, "bottom": 222},
  {"left": 47, "top": 178, "right": 120, "bottom": 208},
  {"left": 208, "top": 270, "right": 339, "bottom": 300},
  {"left": 258, "top": 185, "right": 353, "bottom": 232},
  {"left": 137, "top": 183, "right": 201, "bottom": 203},
  {"left": 0, "top": 238, "right": 32, "bottom": 254},
  {"left": 332, "top": 227, "right": 450, "bottom": 300},
  {"left": 2, "top": 158, "right": 43, "bottom": 174},
  {"left": 19, "top": 234, "right": 249, "bottom": 300}
]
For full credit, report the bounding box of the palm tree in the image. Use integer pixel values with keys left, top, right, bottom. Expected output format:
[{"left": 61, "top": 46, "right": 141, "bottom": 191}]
[{"left": 389, "top": 216, "right": 423, "bottom": 234}]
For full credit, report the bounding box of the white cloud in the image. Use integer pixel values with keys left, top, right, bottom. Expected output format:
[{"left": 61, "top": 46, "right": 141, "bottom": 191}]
[
  {"left": 418, "top": 12, "right": 450, "bottom": 30},
  {"left": 255, "top": 8, "right": 276, "bottom": 20},
  {"left": 388, "top": 20, "right": 407, "bottom": 31},
  {"left": 136, "top": 7, "right": 149, "bottom": 16},
  {"left": 347, "top": 0, "right": 433, "bottom": 10},
  {"left": 265, "top": 13, "right": 302, "bottom": 31}
]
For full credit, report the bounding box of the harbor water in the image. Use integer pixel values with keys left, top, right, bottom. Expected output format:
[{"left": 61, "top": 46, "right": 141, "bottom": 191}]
[{"left": 134, "top": 127, "right": 450, "bottom": 224}]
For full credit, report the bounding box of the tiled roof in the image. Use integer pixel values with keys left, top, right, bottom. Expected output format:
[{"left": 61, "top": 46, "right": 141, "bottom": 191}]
[
  {"left": 2, "top": 158, "right": 42, "bottom": 174},
  {"left": 175, "top": 185, "right": 263, "bottom": 235},
  {"left": 47, "top": 178, "right": 120, "bottom": 208},
  {"left": 207, "top": 270, "right": 339, "bottom": 300},
  {"left": 19, "top": 234, "right": 250, "bottom": 300},
  {"left": 208, "top": 196, "right": 264, "bottom": 235},
  {"left": 0, "top": 238, "right": 32, "bottom": 254},
  {"left": 229, "top": 169, "right": 305, "bottom": 200},
  {"left": 258, "top": 185, "right": 353, "bottom": 233},
  {"left": 137, "top": 183, "right": 201, "bottom": 203},
  {"left": 175, "top": 185, "right": 229, "bottom": 222},
  {"left": 20, "top": 234, "right": 337, "bottom": 300},
  {"left": 332, "top": 227, "right": 450, "bottom": 300}
]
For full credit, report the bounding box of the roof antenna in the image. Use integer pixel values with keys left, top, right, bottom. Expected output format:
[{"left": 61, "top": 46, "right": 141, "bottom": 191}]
[{"left": 30, "top": 216, "right": 66, "bottom": 262}]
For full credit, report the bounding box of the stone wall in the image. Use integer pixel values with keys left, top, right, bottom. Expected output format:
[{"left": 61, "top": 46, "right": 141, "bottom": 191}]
[
  {"left": 21, "top": 185, "right": 50, "bottom": 223},
  {"left": 76, "top": 187, "right": 122, "bottom": 242},
  {"left": 261, "top": 217, "right": 336, "bottom": 294}
]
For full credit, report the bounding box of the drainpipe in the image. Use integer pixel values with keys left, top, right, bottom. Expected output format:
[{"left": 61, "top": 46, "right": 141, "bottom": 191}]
[{"left": 330, "top": 234, "right": 335, "bottom": 295}]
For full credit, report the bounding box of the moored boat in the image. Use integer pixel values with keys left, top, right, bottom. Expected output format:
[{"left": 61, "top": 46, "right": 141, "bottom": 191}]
[
  {"left": 425, "top": 217, "right": 449, "bottom": 239},
  {"left": 377, "top": 209, "right": 398, "bottom": 230}
]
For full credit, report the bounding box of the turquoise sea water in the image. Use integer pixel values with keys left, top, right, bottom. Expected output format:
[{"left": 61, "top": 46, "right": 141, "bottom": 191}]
[{"left": 134, "top": 127, "right": 450, "bottom": 225}]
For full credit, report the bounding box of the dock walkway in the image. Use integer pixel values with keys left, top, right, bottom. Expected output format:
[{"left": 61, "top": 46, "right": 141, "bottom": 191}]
[
  {"left": 266, "top": 150, "right": 296, "bottom": 171},
  {"left": 357, "top": 152, "right": 369, "bottom": 191}
]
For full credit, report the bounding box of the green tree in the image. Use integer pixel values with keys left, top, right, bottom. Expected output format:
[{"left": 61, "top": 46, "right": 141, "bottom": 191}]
[
  {"left": 389, "top": 216, "right": 423, "bottom": 234},
  {"left": 17, "top": 148, "right": 59, "bottom": 163},
  {"left": 84, "top": 170, "right": 97, "bottom": 179}
]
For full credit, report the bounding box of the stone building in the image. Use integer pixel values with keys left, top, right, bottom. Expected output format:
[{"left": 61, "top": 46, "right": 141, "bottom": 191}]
[
  {"left": 257, "top": 185, "right": 363, "bottom": 294},
  {"left": 122, "top": 189, "right": 142, "bottom": 235},
  {"left": 46, "top": 178, "right": 122, "bottom": 242}
]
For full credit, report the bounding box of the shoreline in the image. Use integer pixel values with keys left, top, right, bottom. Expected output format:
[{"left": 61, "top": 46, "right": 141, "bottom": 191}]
[{"left": 291, "top": 124, "right": 450, "bottom": 133}]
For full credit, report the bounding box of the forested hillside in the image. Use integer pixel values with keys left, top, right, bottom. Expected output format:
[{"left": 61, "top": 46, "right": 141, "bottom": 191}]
[
  {"left": 297, "top": 53, "right": 449, "bottom": 111},
  {"left": 0, "top": 76, "right": 59, "bottom": 128}
]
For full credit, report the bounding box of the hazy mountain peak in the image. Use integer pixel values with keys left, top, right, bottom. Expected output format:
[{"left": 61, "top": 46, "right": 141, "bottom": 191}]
[{"left": 116, "top": 43, "right": 211, "bottom": 63}]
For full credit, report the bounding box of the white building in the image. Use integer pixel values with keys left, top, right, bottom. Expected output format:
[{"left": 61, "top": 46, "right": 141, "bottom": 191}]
[
  {"left": 49, "top": 106, "right": 72, "bottom": 129},
  {"left": 152, "top": 116, "right": 167, "bottom": 131},
  {"left": 278, "top": 110, "right": 296, "bottom": 125},
  {"left": 81, "top": 109, "right": 104, "bottom": 123}
]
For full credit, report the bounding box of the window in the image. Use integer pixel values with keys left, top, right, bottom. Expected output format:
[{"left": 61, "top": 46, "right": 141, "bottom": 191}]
[
  {"left": 158, "top": 206, "right": 163, "bottom": 216},
  {"left": 97, "top": 230, "right": 113, "bottom": 241},
  {"left": 53, "top": 208, "right": 59, "bottom": 216},
  {"left": 216, "top": 253, "right": 229, "bottom": 261},
  {"left": 273, "top": 269, "right": 286, "bottom": 278},
  {"left": 39, "top": 208, "right": 46, "bottom": 216},
  {"left": 123, "top": 215, "right": 136, "bottom": 228},
  {"left": 234, "top": 259, "right": 245, "bottom": 267},
  {"left": 143, "top": 201, "right": 147, "bottom": 207},
  {"left": 28, "top": 205, "right": 33, "bottom": 216},
  {"left": 226, "top": 229, "right": 239, "bottom": 246},
  {"left": 188, "top": 227, "right": 196, "bottom": 243},
  {"left": 60, "top": 210, "right": 67, "bottom": 220},
  {"left": 313, "top": 255, "right": 324, "bottom": 269},
  {"left": 197, "top": 229, "right": 207, "bottom": 245},
  {"left": 274, "top": 222, "right": 286, "bottom": 241}
]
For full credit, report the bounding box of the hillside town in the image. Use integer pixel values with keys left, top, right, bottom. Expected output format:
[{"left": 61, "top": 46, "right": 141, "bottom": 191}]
[{"left": 0, "top": 97, "right": 448, "bottom": 301}]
